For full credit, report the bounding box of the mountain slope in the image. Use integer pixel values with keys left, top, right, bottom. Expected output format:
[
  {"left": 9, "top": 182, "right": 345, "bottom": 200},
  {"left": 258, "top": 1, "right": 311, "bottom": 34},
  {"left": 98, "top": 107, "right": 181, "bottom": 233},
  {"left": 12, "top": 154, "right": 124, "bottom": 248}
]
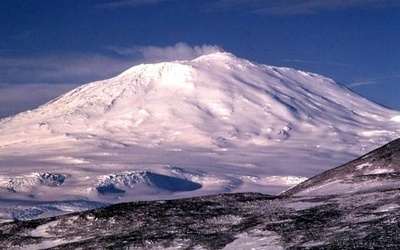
[
  {"left": 0, "top": 52, "right": 399, "bottom": 217},
  {"left": 280, "top": 137, "right": 400, "bottom": 196}
]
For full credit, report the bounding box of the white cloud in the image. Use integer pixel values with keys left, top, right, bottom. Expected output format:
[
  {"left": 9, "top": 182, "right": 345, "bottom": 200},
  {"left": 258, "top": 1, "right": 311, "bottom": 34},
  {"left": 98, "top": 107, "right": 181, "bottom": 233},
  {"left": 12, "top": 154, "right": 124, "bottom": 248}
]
[
  {"left": 347, "top": 80, "right": 379, "bottom": 88},
  {"left": 106, "top": 42, "right": 223, "bottom": 63},
  {"left": 0, "top": 83, "right": 80, "bottom": 119},
  {"left": 1, "top": 43, "right": 222, "bottom": 85},
  {"left": 0, "top": 54, "right": 134, "bottom": 117},
  {"left": 210, "top": 0, "right": 400, "bottom": 15},
  {"left": 0, "top": 54, "right": 132, "bottom": 118},
  {"left": 283, "top": 59, "right": 349, "bottom": 67},
  {"left": 0, "top": 43, "right": 224, "bottom": 118},
  {"left": 0, "top": 54, "right": 134, "bottom": 84},
  {"left": 96, "top": 0, "right": 173, "bottom": 9},
  {"left": 347, "top": 75, "right": 400, "bottom": 88}
]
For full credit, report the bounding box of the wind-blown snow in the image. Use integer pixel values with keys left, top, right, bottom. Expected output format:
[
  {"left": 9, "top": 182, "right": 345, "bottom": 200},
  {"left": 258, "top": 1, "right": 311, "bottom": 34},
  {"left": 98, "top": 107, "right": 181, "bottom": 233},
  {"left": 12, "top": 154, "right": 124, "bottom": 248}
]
[{"left": 0, "top": 52, "right": 399, "bottom": 217}]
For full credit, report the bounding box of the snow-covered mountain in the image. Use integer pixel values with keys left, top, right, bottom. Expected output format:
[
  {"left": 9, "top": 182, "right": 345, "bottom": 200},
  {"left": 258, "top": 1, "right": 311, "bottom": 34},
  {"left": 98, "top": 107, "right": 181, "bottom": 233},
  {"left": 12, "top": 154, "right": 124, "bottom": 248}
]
[{"left": 0, "top": 52, "right": 399, "bottom": 219}]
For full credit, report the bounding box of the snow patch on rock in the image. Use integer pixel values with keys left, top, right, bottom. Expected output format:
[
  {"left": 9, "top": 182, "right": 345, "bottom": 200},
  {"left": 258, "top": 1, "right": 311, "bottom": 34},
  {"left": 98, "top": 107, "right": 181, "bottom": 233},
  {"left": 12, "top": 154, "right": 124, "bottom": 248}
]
[
  {"left": 0, "top": 172, "right": 70, "bottom": 192},
  {"left": 96, "top": 171, "right": 202, "bottom": 195}
]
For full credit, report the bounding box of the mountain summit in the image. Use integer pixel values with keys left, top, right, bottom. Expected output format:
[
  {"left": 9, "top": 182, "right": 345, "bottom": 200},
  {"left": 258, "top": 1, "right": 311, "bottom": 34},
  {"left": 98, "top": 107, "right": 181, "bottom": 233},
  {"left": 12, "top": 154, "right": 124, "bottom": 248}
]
[
  {"left": 2, "top": 52, "right": 398, "bottom": 148},
  {"left": 0, "top": 52, "right": 399, "bottom": 217}
]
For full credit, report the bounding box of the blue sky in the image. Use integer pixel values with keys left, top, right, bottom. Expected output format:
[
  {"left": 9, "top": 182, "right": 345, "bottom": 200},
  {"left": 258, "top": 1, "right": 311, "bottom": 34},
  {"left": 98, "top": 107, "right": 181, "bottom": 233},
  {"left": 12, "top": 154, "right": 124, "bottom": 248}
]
[{"left": 1, "top": 0, "right": 399, "bottom": 118}]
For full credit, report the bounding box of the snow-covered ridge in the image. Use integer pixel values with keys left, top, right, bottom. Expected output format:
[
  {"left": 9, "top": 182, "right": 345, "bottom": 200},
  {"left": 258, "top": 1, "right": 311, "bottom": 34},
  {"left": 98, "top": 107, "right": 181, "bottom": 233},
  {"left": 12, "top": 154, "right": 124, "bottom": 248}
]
[
  {"left": 0, "top": 172, "right": 69, "bottom": 192},
  {"left": 0, "top": 52, "right": 399, "bottom": 214},
  {"left": 280, "top": 138, "right": 400, "bottom": 196}
]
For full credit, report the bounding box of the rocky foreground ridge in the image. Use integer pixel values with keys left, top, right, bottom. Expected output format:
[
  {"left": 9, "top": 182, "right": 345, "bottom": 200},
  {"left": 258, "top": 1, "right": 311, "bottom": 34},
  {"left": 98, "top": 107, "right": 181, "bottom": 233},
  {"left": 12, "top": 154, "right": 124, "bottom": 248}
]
[{"left": 1, "top": 139, "right": 400, "bottom": 249}]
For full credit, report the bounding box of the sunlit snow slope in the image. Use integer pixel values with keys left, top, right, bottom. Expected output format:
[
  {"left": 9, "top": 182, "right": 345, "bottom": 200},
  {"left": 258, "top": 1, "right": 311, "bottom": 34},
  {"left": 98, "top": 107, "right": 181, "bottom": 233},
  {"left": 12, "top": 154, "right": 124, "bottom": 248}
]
[
  {"left": 280, "top": 138, "right": 400, "bottom": 197},
  {"left": 0, "top": 52, "right": 399, "bottom": 213}
]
